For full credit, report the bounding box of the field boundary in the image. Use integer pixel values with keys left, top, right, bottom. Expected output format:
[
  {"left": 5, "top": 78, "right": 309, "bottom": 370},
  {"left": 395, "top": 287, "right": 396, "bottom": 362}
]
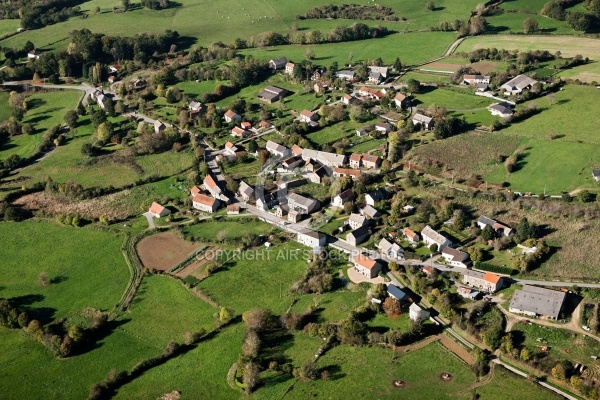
[{"left": 114, "top": 231, "right": 151, "bottom": 314}]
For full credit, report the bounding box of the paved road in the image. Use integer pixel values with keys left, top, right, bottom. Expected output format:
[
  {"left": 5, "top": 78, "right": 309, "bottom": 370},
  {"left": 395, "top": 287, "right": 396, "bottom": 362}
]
[{"left": 142, "top": 211, "right": 156, "bottom": 229}]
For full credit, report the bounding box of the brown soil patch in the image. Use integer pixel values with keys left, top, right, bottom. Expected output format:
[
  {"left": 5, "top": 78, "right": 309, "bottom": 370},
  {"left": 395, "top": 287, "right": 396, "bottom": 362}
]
[
  {"left": 174, "top": 246, "right": 218, "bottom": 278},
  {"left": 469, "top": 60, "right": 500, "bottom": 75},
  {"left": 137, "top": 232, "right": 200, "bottom": 271},
  {"left": 421, "top": 62, "right": 461, "bottom": 72},
  {"left": 439, "top": 334, "right": 476, "bottom": 365},
  {"left": 13, "top": 190, "right": 133, "bottom": 220}
]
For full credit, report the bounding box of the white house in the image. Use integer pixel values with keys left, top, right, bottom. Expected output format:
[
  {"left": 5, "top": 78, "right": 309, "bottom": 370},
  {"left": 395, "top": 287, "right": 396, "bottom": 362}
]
[
  {"left": 463, "top": 74, "right": 490, "bottom": 85},
  {"left": 409, "top": 303, "right": 430, "bottom": 322},
  {"left": 348, "top": 213, "right": 368, "bottom": 230},
  {"left": 203, "top": 175, "right": 222, "bottom": 198},
  {"left": 375, "top": 122, "right": 393, "bottom": 134},
  {"left": 336, "top": 70, "right": 355, "bottom": 81},
  {"left": 346, "top": 225, "right": 370, "bottom": 246},
  {"left": 285, "top": 62, "right": 295, "bottom": 75},
  {"left": 349, "top": 153, "right": 362, "bottom": 169},
  {"left": 268, "top": 57, "right": 287, "bottom": 70},
  {"left": 402, "top": 227, "right": 420, "bottom": 244},
  {"left": 394, "top": 93, "right": 411, "bottom": 109},
  {"left": 462, "top": 270, "right": 504, "bottom": 293},
  {"left": 477, "top": 216, "right": 513, "bottom": 237},
  {"left": 301, "top": 149, "right": 346, "bottom": 167},
  {"left": 352, "top": 254, "right": 381, "bottom": 279},
  {"left": 441, "top": 247, "right": 470, "bottom": 268},
  {"left": 149, "top": 202, "right": 170, "bottom": 218},
  {"left": 368, "top": 66, "right": 388, "bottom": 83},
  {"left": 192, "top": 194, "right": 220, "bottom": 213},
  {"left": 28, "top": 49, "right": 42, "bottom": 59},
  {"left": 299, "top": 109, "right": 319, "bottom": 123},
  {"left": 332, "top": 189, "right": 354, "bottom": 208},
  {"left": 421, "top": 225, "right": 451, "bottom": 250},
  {"left": 224, "top": 110, "right": 242, "bottom": 123},
  {"left": 265, "top": 140, "right": 290, "bottom": 158},
  {"left": 412, "top": 113, "right": 434, "bottom": 130},
  {"left": 361, "top": 154, "right": 380, "bottom": 169},
  {"left": 488, "top": 103, "right": 514, "bottom": 118},
  {"left": 378, "top": 238, "right": 404, "bottom": 260},
  {"left": 288, "top": 192, "right": 319, "bottom": 214},
  {"left": 297, "top": 229, "right": 326, "bottom": 248},
  {"left": 238, "top": 181, "right": 254, "bottom": 201},
  {"left": 342, "top": 94, "right": 358, "bottom": 105},
  {"left": 365, "top": 188, "right": 387, "bottom": 206}
]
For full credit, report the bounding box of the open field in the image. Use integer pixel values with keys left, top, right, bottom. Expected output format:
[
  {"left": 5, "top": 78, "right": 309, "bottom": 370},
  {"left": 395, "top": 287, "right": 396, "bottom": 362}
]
[
  {"left": 414, "top": 87, "right": 493, "bottom": 110},
  {"left": 475, "top": 364, "right": 561, "bottom": 399},
  {"left": 484, "top": 12, "right": 576, "bottom": 35},
  {"left": 558, "top": 62, "right": 600, "bottom": 83},
  {"left": 0, "top": 90, "right": 82, "bottom": 161},
  {"left": 457, "top": 35, "right": 600, "bottom": 60},
  {"left": 182, "top": 218, "right": 274, "bottom": 242},
  {"left": 307, "top": 120, "right": 362, "bottom": 146},
  {"left": 348, "top": 137, "right": 387, "bottom": 154},
  {"left": 0, "top": 90, "right": 11, "bottom": 123},
  {"left": 399, "top": 71, "right": 451, "bottom": 83},
  {"left": 0, "top": 19, "right": 20, "bottom": 37},
  {"left": 137, "top": 232, "right": 202, "bottom": 271},
  {"left": 0, "top": 220, "right": 129, "bottom": 320},
  {"left": 196, "top": 241, "right": 308, "bottom": 314}
]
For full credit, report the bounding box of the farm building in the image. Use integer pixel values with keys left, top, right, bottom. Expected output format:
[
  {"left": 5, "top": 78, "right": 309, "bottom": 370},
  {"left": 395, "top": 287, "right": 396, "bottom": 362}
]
[{"left": 509, "top": 285, "right": 566, "bottom": 320}]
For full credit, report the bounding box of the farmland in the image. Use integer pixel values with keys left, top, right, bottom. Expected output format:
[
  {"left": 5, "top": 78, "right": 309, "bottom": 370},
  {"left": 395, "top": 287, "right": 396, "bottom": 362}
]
[
  {"left": 413, "top": 87, "right": 493, "bottom": 110},
  {"left": 137, "top": 232, "right": 202, "bottom": 271},
  {"left": 182, "top": 218, "right": 274, "bottom": 242}
]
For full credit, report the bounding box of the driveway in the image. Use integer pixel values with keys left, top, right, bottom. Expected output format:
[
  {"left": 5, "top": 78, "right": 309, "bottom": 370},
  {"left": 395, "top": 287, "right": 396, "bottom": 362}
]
[
  {"left": 142, "top": 212, "right": 156, "bottom": 229},
  {"left": 347, "top": 267, "right": 385, "bottom": 285}
]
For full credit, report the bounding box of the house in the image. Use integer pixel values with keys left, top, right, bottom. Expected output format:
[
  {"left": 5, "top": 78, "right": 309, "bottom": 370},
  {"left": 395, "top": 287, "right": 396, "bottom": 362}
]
[
  {"left": 458, "top": 287, "right": 480, "bottom": 300},
  {"left": 188, "top": 101, "right": 204, "bottom": 117},
  {"left": 462, "top": 270, "right": 505, "bottom": 293},
  {"left": 259, "top": 120, "right": 272, "bottom": 130},
  {"left": 403, "top": 205, "right": 415, "bottom": 214},
  {"left": 154, "top": 120, "right": 166, "bottom": 134},
  {"left": 441, "top": 247, "right": 470, "bottom": 268},
  {"left": 477, "top": 216, "right": 513, "bottom": 237},
  {"left": 361, "top": 205, "right": 381, "bottom": 220},
  {"left": 132, "top": 78, "right": 146, "bottom": 89},
  {"left": 224, "top": 110, "right": 242, "bottom": 123},
  {"left": 304, "top": 159, "right": 320, "bottom": 173},
  {"left": 149, "top": 202, "right": 170, "bottom": 218},
  {"left": 108, "top": 64, "right": 121, "bottom": 73},
  {"left": 332, "top": 189, "right": 354, "bottom": 208},
  {"left": 238, "top": 181, "right": 254, "bottom": 201},
  {"left": 412, "top": 113, "right": 434, "bottom": 130},
  {"left": 366, "top": 188, "right": 387, "bottom": 206},
  {"left": 387, "top": 285, "right": 409, "bottom": 301},
  {"left": 361, "top": 154, "right": 380, "bottom": 169},
  {"left": 517, "top": 243, "right": 538, "bottom": 255},
  {"left": 285, "top": 62, "right": 295, "bottom": 75},
  {"left": 281, "top": 155, "right": 304, "bottom": 171},
  {"left": 379, "top": 238, "right": 404, "bottom": 260},
  {"left": 265, "top": 140, "right": 290, "bottom": 158},
  {"left": 501, "top": 75, "right": 538, "bottom": 95},
  {"left": 336, "top": 70, "right": 355, "bottom": 81},
  {"left": 223, "top": 141, "right": 246, "bottom": 157},
  {"left": 297, "top": 228, "right": 327, "bottom": 248},
  {"left": 421, "top": 225, "right": 451, "bottom": 250},
  {"left": 314, "top": 82, "right": 328, "bottom": 93},
  {"left": 27, "top": 49, "right": 42, "bottom": 59},
  {"left": 311, "top": 67, "right": 326, "bottom": 81},
  {"left": 96, "top": 93, "right": 112, "bottom": 110},
  {"left": 190, "top": 186, "right": 202, "bottom": 197},
  {"left": 107, "top": 76, "right": 117, "bottom": 84},
  {"left": 352, "top": 254, "right": 382, "bottom": 279},
  {"left": 269, "top": 57, "right": 287, "bottom": 70},
  {"left": 288, "top": 209, "right": 302, "bottom": 223},
  {"left": 422, "top": 265, "right": 436, "bottom": 277},
  {"left": 203, "top": 175, "right": 222, "bottom": 198},
  {"left": 342, "top": 94, "right": 358, "bottom": 105},
  {"left": 257, "top": 86, "right": 288, "bottom": 103},
  {"left": 402, "top": 227, "right": 420, "bottom": 244},
  {"left": 375, "top": 122, "right": 393, "bottom": 134},
  {"left": 475, "top": 83, "right": 489, "bottom": 92},
  {"left": 333, "top": 167, "right": 361, "bottom": 180},
  {"left": 288, "top": 192, "right": 319, "bottom": 214},
  {"left": 593, "top": 170, "right": 600, "bottom": 182},
  {"left": 348, "top": 213, "right": 368, "bottom": 230},
  {"left": 358, "top": 86, "right": 385, "bottom": 101},
  {"left": 349, "top": 153, "right": 362, "bottom": 169},
  {"left": 488, "top": 103, "right": 514, "bottom": 118},
  {"left": 301, "top": 149, "right": 346, "bottom": 167},
  {"left": 509, "top": 285, "right": 566, "bottom": 320},
  {"left": 274, "top": 204, "right": 288, "bottom": 218},
  {"left": 291, "top": 144, "right": 303, "bottom": 156},
  {"left": 227, "top": 204, "right": 241, "bottom": 215},
  {"left": 463, "top": 74, "right": 490, "bottom": 85},
  {"left": 299, "top": 109, "right": 319, "bottom": 123},
  {"left": 256, "top": 191, "right": 280, "bottom": 211},
  {"left": 346, "top": 225, "right": 370, "bottom": 246},
  {"left": 231, "top": 126, "right": 250, "bottom": 138},
  {"left": 368, "top": 66, "right": 388, "bottom": 83},
  {"left": 308, "top": 167, "right": 328, "bottom": 184},
  {"left": 394, "top": 93, "right": 411, "bottom": 109},
  {"left": 192, "top": 194, "right": 220, "bottom": 213},
  {"left": 356, "top": 127, "right": 369, "bottom": 137},
  {"left": 409, "top": 303, "right": 430, "bottom": 322}
]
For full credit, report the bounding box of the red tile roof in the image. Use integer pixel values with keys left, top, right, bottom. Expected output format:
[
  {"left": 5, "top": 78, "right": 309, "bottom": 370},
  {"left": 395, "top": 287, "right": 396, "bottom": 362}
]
[
  {"left": 204, "top": 175, "right": 218, "bottom": 190},
  {"left": 353, "top": 254, "right": 378, "bottom": 269},
  {"left": 483, "top": 273, "right": 502, "bottom": 284},
  {"left": 193, "top": 194, "right": 217, "bottom": 206},
  {"left": 349, "top": 153, "right": 362, "bottom": 162},
  {"left": 224, "top": 110, "right": 238, "bottom": 118},
  {"left": 149, "top": 202, "right": 166, "bottom": 215},
  {"left": 190, "top": 186, "right": 202, "bottom": 196}
]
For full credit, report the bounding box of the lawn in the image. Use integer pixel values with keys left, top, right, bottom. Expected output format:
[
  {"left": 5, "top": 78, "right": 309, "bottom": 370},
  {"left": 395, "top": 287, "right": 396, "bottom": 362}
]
[
  {"left": 474, "top": 364, "right": 561, "bottom": 399},
  {"left": 348, "top": 137, "right": 387, "bottom": 154},
  {"left": 307, "top": 120, "right": 361, "bottom": 146},
  {"left": 0, "top": 90, "right": 82, "bottom": 161},
  {"left": 182, "top": 218, "right": 274, "bottom": 242},
  {"left": 0, "top": 19, "right": 20, "bottom": 37},
  {"left": 0, "top": 220, "right": 129, "bottom": 321},
  {"left": 175, "top": 80, "right": 230, "bottom": 100},
  {"left": 414, "top": 87, "right": 493, "bottom": 110},
  {"left": 222, "top": 157, "right": 263, "bottom": 180},
  {"left": 196, "top": 241, "right": 309, "bottom": 314}
]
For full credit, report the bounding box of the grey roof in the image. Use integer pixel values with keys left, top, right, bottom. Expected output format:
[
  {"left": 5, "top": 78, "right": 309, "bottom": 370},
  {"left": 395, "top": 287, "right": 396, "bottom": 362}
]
[
  {"left": 442, "top": 247, "right": 469, "bottom": 263},
  {"left": 239, "top": 181, "right": 253, "bottom": 197},
  {"left": 266, "top": 140, "right": 288, "bottom": 154},
  {"left": 379, "top": 238, "right": 403, "bottom": 255},
  {"left": 288, "top": 192, "right": 318, "bottom": 209},
  {"left": 336, "top": 70, "right": 354, "bottom": 78},
  {"left": 301, "top": 149, "right": 346, "bottom": 166},
  {"left": 368, "top": 66, "right": 388, "bottom": 78},
  {"left": 367, "top": 188, "right": 388, "bottom": 202},
  {"left": 413, "top": 113, "right": 433, "bottom": 124},
  {"left": 478, "top": 216, "right": 496, "bottom": 227},
  {"left": 387, "top": 284, "right": 409, "bottom": 300},
  {"left": 349, "top": 213, "right": 367, "bottom": 227},
  {"left": 509, "top": 285, "right": 566, "bottom": 319},
  {"left": 336, "top": 189, "right": 354, "bottom": 202},
  {"left": 489, "top": 103, "right": 514, "bottom": 115},
  {"left": 502, "top": 74, "right": 538, "bottom": 91},
  {"left": 369, "top": 71, "right": 383, "bottom": 81},
  {"left": 593, "top": 170, "right": 600, "bottom": 178},
  {"left": 348, "top": 225, "right": 370, "bottom": 239},
  {"left": 298, "top": 228, "right": 325, "bottom": 240},
  {"left": 421, "top": 225, "right": 449, "bottom": 246},
  {"left": 362, "top": 205, "right": 381, "bottom": 219},
  {"left": 189, "top": 101, "right": 202, "bottom": 110},
  {"left": 269, "top": 57, "right": 287, "bottom": 66}
]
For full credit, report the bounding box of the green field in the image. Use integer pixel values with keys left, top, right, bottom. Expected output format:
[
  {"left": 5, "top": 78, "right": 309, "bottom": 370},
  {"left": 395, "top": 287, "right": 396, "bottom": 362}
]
[
  {"left": 0, "top": 19, "right": 20, "bottom": 37},
  {"left": 307, "top": 121, "right": 359, "bottom": 146},
  {"left": 0, "top": 220, "right": 129, "bottom": 320},
  {"left": 0, "top": 90, "right": 82, "bottom": 161},
  {"left": 399, "top": 71, "right": 451, "bottom": 83},
  {"left": 475, "top": 364, "right": 561, "bottom": 399},
  {"left": 484, "top": 12, "right": 576, "bottom": 35},
  {"left": 414, "top": 87, "right": 493, "bottom": 110},
  {"left": 183, "top": 218, "right": 274, "bottom": 242},
  {"left": 0, "top": 90, "right": 11, "bottom": 123}
]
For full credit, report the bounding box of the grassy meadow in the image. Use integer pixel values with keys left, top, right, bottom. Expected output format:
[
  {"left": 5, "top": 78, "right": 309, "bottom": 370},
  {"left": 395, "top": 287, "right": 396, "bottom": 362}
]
[
  {"left": 414, "top": 87, "right": 493, "bottom": 110},
  {"left": 0, "top": 90, "right": 11, "bottom": 123},
  {"left": 182, "top": 218, "right": 274, "bottom": 242}
]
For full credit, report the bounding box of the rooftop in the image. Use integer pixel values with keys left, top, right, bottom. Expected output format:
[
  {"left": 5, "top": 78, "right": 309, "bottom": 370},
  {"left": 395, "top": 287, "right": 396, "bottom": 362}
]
[{"left": 509, "top": 285, "right": 566, "bottom": 319}]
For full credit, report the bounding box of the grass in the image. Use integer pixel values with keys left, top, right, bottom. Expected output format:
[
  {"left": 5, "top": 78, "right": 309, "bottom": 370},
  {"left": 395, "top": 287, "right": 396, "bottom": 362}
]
[
  {"left": 348, "top": 137, "right": 387, "bottom": 154},
  {"left": 196, "top": 241, "right": 309, "bottom": 314},
  {"left": 0, "top": 90, "right": 82, "bottom": 161},
  {"left": 0, "top": 220, "right": 129, "bottom": 321},
  {"left": 222, "top": 157, "right": 263, "bottom": 180},
  {"left": 558, "top": 61, "right": 600, "bottom": 83},
  {"left": 414, "top": 87, "right": 493, "bottom": 110},
  {"left": 475, "top": 364, "right": 561, "bottom": 399},
  {"left": 0, "top": 90, "right": 11, "bottom": 123},
  {"left": 399, "top": 71, "right": 451, "bottom": 83},
  {"left": 183, "top": 218, "right": 274, "bottom": 242},
  {"left": 484, "top": 12, "right": 576, "bottom": 35},
  {"left": 307, "top": 120, "right": 361, "bottom": 146},
  {"left": 0, "top": 19, "right": 20, "bottom": 37}
]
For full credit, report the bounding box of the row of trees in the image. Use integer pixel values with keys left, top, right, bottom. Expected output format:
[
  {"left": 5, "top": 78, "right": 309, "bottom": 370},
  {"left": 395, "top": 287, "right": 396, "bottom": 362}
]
[{"left": 301, "top": 4, "right": 399, "bottom": 21}]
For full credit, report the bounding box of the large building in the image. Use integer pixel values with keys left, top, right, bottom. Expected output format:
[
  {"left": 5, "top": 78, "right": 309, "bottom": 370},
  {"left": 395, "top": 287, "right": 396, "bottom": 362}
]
[
  {"left": 296, "top": 229, "right": 326, "bottom": 248},
  {"left": 441, "top": 247, "right": 470, "bottom": 268},
  {"left": 287, "top": 193, "right": 319, "bottom": 214},
  {"left": 462, "top": 270, "right": 504, "bottom": 293},
  {"left": 352, "top": 254, "right": 381, "bottom": 279},
  {"left": 509, "top": 285, "right": 566, "bottom": 320},
  {"left": 257, "top": 86, "right": 288, "bottom": 103},
  {"left": 421, "top": 225, "right": 451, "bottom": 250},
  {"left": 501, "top": 74, "right": 538, "bottom": 95}
]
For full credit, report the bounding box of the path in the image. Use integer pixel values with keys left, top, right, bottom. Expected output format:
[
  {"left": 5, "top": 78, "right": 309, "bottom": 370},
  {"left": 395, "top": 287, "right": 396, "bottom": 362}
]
[{"left": 142, "top": 211, "right": 156, "bottom": 229}]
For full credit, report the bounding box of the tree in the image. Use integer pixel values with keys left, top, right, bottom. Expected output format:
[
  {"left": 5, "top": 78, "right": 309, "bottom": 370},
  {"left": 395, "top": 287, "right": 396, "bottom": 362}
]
[
  {"left": 114, "top": 100, "right": 125, "bottom": 115},
  {"left": 383, "top": 297, "right": 401, "bottom": 316},
  {"left": 551, "top": 363, "right": 566, "bottom": 381},
  {"left": 243, "top": 361, "right": 260, "bottom": 393},
  {"left": 578, "top": 190, "right": 594, "bottom": 203},
  {"left": 219, "top": 307, "right": 232, "bottom": 324},
  {"left": 520, "top": 347, "right": 531, "bottom": 361},
  {"left": 481, "top": 225, "right": 496, "bottom": 241},
  {"left": 468, "top": 246, "right": 483, "bottom": 262},
  {"left": 393, "top": 57, "right": 402, "bottom": 71},
  {"left": 523, "top": 18, "right": 539, "bottom": 34},
  {"left": 297, "top": 361, "right": 318, "bottom": 380},
  {"left": 305, "top": 47, "right": 315, "bottom": 60},
  {"left": 247, "top": 140, "right": 258, "bottom": 153},
  {"left": 96, "top": 121, "right": 114, "bottom": 143},
  {"left": 515, "top": 217, "right": 536, "bottom": 243},
  {"left": 122, "top": 0, "right": 130, "bottom": 10},
  {"left": 242, "top": 330, "right": 261, "bottom": 358},
  {"left": 63, "top": 110, "right": 79, "bottom": 127},
  {"left": 469, "top": 16, "right": 486, "bottom": 35},
  {"left": 406, "top": 78, "right": 421, "bottom": 93},
  {"left": 566, "top": 11, "right": 597, "bottom": 32}
]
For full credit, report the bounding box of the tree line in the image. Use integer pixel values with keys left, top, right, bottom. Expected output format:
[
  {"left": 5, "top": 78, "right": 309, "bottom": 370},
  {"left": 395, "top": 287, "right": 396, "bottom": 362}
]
[{"left": 300, "top": 4, "right": 400, "bottom": 21}]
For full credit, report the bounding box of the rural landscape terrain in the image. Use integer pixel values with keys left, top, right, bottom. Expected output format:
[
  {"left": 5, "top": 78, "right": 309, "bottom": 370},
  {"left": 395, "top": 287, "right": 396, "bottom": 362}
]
[{"left": 1, "top": 0, "right": 600, "bottom": 399}]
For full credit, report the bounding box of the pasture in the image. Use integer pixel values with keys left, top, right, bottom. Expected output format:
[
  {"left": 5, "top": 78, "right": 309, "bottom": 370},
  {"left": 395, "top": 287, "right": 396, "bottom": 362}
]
[
  {"left": 0, "top": 90, "right": 82, "bottom": 161},
  {"left": 475, "top": 364, "right": 561, "bottom": 399},
  {"left": 0, "top": 90, "right": 11, "bottom": 123},
  {"left": 483, "top": 12, "right": 576, "bottom": 35},
  {"left": 182, "top": 218, "right": 274, "bottom": 242},
  {"left": 414, "top": 87, "right": 493, "bottom": 110},
  {"left": 0, "top": 220, "right": 129, "bottom": 320}
]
